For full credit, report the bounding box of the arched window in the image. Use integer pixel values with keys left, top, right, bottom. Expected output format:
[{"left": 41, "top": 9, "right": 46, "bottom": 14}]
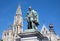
[
  {"left": 42, "top": 31, "right": 44, "bottom": 34},
  {"left": 44, "top": 28, "right": 45, "bottom": 30}
]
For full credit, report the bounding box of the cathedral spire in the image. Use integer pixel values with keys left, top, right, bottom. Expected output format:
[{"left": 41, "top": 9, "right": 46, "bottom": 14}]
[
  {"left": 13, "top": 4, "right": 23, "bottom": 35},
  {"left": 13, "top": 4, "right": 23, "bottom": 41},
  {"left": 16, "top": 4, "right": 22, "bottom": 16}
]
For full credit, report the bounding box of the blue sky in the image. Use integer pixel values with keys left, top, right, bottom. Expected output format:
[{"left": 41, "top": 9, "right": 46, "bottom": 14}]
[{"left": 0, "top": 0, "right": 60, "bottom": 39}]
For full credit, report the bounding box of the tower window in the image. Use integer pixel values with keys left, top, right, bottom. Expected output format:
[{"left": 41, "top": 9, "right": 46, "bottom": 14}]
[
  {"left": 46, "top": 31, "right": 47, "bottom": 34},
  {"left": 7, "top": 32, "right": 9, "bottom": 35},
  {"left": 4, "top": 33, "right": 6, "bottom": 36}
]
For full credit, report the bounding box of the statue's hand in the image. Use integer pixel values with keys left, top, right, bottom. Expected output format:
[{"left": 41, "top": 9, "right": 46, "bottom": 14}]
[{"left": 33, "top": 21, "right": 39, "bottom": 26}]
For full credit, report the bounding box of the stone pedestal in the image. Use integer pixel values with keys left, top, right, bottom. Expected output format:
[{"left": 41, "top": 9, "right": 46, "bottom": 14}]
[{"left": 18, "top": 31, "right": 45, "bottom": 41}]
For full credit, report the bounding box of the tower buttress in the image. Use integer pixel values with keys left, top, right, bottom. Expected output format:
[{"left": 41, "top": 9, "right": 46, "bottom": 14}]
[{"left": 13, "top": 4, "right": 23, "bottom": 35}]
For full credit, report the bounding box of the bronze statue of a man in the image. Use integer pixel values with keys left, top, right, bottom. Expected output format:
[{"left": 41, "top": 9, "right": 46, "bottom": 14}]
[{"left": 25, "top": 6, "right": 39, "bottom": 30}]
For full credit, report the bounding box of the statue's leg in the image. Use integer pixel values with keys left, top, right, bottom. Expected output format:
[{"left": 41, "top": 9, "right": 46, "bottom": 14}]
[
  {"left": 32, "top": 22, "right": 37, "bottom": 30},
  {"left": 28, "top": 21, "right": 32, "bottom": 29},
  {"left": 32, "top": 22, "right": 35, "bottom": 29},
  {"left": 30, "top": 21, "right": 32, "bottom": 29}
]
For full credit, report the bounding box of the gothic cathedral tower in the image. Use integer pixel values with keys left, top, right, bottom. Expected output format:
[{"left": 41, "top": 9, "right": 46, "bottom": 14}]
[{"left": 13, "top": 4, "right": 23, "bottom": 37}]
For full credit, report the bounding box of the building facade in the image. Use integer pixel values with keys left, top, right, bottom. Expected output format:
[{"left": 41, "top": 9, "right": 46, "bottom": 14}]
[
  {"left": 40, "top": 24, "right": 60, "bottom": 41},
  {"left": 2, "top": 25, "right": 13, "bottom": 41}
]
